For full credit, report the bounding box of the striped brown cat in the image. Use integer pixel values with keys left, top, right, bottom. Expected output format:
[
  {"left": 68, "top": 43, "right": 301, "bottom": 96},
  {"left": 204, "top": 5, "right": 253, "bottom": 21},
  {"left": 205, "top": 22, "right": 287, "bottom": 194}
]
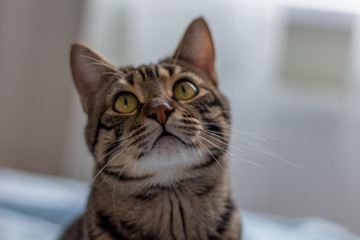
[{"left": 61, "top": 18, "right": 241, "bottom": 240}]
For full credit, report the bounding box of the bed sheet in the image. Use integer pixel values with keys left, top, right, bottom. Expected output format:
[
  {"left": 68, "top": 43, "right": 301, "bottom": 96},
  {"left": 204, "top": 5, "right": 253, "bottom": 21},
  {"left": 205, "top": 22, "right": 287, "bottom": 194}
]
[{"left": 0, "top": 168, "right": 358, "bottom": 240}]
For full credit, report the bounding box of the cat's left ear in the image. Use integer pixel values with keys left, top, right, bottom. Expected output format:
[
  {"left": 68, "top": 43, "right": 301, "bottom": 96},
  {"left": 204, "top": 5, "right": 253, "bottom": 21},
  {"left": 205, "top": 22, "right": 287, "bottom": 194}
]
[
  {"left": 70, "top": 43, "right": 119, "bottom": 114},
  {"left": 173, "top": 18, "right": 218, "bottom": 85}
]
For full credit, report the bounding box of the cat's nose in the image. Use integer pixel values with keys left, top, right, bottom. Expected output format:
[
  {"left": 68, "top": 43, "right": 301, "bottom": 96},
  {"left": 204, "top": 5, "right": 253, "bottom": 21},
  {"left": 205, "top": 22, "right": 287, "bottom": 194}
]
[{"left": 147, "top": 97, "right": 174, "bottom": 125}]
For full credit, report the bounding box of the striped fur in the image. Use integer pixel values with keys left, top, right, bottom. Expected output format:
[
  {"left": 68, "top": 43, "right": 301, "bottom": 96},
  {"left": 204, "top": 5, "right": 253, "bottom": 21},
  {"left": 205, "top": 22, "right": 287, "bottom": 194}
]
[{"left": 61, "top": 18, "right": 241, "bottom": 240}]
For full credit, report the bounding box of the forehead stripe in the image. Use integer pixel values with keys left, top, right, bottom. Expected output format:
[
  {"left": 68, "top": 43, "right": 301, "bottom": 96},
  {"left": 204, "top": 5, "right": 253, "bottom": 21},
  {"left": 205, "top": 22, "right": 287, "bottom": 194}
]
[
  {"left": 145, "top": 66, "right": 156, "bottom": 80},
  {"left": 137, "top": 68, "right": 146, "bottom": 80},
  {"left": 125, "top": 74, "right": 134, "bottom": 85},
  {"left": 154, "top": 65, "right": 160, "bottom": 78},
  {"left": 161, "top": 65, "right": 175, "bottom": 76}
]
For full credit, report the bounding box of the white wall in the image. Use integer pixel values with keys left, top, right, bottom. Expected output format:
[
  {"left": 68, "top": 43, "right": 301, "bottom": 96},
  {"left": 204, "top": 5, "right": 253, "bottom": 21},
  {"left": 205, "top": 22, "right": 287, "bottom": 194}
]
[{"left": 64, "top": 0, "right": 360, "bottom": 233}]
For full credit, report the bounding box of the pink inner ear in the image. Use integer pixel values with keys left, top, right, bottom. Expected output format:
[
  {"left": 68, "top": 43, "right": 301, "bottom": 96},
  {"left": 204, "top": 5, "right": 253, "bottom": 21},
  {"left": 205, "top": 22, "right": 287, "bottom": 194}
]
[
  {"left": 173, "top": 18, "right": 216, "bottom": 75},
  {"left": 70, "top": 43, "right": 119, "bottom": 113},
  {"left": 71, "top": 55, "right": 99, "bottom": 102},
  {"left": 195, "top": 36, "right": 215, "bottom": 73},
  {"left": 75, "top": 59, "right": 101, "bottom": 96}
]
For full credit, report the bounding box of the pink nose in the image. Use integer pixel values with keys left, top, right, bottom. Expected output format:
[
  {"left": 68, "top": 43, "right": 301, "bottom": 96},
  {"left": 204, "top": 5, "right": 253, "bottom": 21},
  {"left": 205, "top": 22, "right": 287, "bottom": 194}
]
[{"left": 148, "top": 98, "right": 173, "bottom": 125}]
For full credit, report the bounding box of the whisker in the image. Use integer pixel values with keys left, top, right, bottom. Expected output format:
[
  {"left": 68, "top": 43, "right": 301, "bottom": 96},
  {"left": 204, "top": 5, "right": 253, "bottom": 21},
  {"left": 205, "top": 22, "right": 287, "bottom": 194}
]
[
  {"left": 199, "top": 120, "right": 303, "bottom": 168},
  {"left": 93, "top": 125, "right": 158, "bottom": 164},
  {"left": 104, "top": 143, "right": 134, "bottom": 176},
  {"left": 199, "top": 133, "right": 263, "bottom": 168},
  {"left": 94, "top": 141, "right": 122, "bottom": 160},
  {"left": 201, "top": 121, "right": 279, "bottom": 141},
  {"left": 93, "top": 134, "right": 129, "bottom": 155},
  {"left": 202, "top": 127, "right": 302, "bottom": 168},
  {"left": 235, "top": 142, "right": 305, "bottom": 169},
  {"left": 230, "top": 161, "right": 249, "bottom": 183},
  {"left": 112, "top": 147, "right": 137, "bottom": 206},
  {"left": 202, "top": 130, "right": 246, "bottom": 154},
  {"left": 101, "top": 71, "right": 124, "bottom": 78},
  {"left": 195, "top": 138, "right": 224, "bottom": 171},
  {"left": 89, "top": 147, "right": 128, "bottom": 188},
  {"left": 79, "top": 55, "right": 122, "bottom": 72}
]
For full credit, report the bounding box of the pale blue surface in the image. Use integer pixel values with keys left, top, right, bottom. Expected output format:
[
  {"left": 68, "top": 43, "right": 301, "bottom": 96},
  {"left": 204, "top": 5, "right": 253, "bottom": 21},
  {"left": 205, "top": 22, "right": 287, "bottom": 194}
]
[{"left": 0, "top": 168, "right": 358, "bottom": 240}]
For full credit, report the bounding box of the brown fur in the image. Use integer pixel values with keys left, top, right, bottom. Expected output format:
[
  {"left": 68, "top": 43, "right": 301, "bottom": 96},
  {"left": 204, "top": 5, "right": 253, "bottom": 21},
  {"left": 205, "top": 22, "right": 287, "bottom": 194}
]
[{"left": 61, "top": 18, "right": 241, "bottom": 240}]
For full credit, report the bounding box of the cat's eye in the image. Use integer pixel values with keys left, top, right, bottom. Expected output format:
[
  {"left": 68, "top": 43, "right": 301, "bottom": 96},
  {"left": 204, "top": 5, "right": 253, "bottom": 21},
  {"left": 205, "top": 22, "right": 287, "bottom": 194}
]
[
  {"left": 173, "top": 80, "right": 198, "bottom": 100},
  {"left": 113, "top": 93, "right": 139, "bottom": 113}
]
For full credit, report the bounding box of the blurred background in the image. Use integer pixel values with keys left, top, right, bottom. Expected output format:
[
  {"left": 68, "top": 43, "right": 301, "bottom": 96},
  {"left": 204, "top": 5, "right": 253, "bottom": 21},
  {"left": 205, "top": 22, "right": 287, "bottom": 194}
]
[{"left": 0, "top": 0, "right": 359, "bottom": 234}]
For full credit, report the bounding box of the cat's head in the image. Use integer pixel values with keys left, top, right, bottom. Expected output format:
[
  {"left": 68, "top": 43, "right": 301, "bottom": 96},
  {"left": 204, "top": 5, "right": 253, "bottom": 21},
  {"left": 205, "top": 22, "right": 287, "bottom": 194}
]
[{"left": 70, "top": 18, "right": 231, "bottom": 182}]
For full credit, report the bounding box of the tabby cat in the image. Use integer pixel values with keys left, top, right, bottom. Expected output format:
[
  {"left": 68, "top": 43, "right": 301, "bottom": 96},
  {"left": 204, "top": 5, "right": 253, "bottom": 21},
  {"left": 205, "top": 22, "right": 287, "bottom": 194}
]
[{"left": 61, "top": 18, "right": 241, "bottom": 240}]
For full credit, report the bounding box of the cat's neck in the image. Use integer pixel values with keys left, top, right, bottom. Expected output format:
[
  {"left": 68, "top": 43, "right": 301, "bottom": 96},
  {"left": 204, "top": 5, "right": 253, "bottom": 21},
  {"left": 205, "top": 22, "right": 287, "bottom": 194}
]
[{"left": 86, "top": 168, "right": 233, "bottom": 240}]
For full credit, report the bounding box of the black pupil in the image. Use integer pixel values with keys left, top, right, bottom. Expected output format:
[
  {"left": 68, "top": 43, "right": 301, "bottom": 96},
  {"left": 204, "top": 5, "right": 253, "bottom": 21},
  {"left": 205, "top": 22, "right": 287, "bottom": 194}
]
[
  {"left": 181, "top": 84, "right": 186, "bottom": 93},
  {"left": 124, "top": 96, "right": 128, "bottom": 106}
]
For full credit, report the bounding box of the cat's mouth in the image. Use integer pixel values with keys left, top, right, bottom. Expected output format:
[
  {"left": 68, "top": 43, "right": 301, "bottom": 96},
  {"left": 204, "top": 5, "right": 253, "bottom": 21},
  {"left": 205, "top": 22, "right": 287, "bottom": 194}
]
[{"left": 151, "top": 131, "right": 186, "bottom": 150}]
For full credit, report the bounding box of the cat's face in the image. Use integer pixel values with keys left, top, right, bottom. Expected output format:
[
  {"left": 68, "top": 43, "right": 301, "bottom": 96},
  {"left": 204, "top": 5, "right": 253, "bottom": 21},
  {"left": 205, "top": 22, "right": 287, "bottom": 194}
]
[{"left": 70, "top": 18, "right": 231, "bottom": 180}]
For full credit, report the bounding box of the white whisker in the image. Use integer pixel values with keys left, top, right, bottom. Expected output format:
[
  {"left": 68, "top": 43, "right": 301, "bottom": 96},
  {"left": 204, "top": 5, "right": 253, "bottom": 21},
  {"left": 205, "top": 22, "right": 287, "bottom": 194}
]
[
  {"left": 195, "top": 139, "right": 224, "bottom": 171},
  {"left": 112, "top": 147, "right": 137, "bottom": 206},
  {"left": 199, "top": 133, "right": 263, "bottom": 168}
]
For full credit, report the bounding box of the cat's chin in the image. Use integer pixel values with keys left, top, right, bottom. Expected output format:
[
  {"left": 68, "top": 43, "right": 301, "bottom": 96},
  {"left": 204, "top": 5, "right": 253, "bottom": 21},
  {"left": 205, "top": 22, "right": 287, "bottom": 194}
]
[
  {"left": 151, "top": 132, "right": 185, "bottom": 150},
  {"left": 135, "top": 137, "right": 202, "bottom": 173}
]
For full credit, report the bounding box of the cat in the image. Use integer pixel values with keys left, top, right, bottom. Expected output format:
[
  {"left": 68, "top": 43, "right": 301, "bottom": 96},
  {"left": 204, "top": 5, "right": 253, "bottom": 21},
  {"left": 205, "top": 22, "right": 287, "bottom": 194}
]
[{"left": 61, "top": 18, "right": 241, "bottom": 240}]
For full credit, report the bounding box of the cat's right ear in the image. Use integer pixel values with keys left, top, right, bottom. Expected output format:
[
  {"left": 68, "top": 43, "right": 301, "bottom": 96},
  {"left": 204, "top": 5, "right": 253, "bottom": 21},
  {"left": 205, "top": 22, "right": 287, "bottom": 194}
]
[
  {"left": 173, "top": 18, "right": 218, "bottom": 85},
  {"left": 70, "top": 43, "right": 119, "bottom": 114}
]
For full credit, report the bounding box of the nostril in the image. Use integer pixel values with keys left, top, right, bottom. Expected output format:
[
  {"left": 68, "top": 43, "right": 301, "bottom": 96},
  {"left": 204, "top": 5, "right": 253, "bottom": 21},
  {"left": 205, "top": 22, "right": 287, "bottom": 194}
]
[
  {"left": 147, "top": 102, "right": 174, "bottom": 125},
  {"left": 151, "top": 113, "right": 157, "bottom": 120},
  {"left": 165, "top": 109, "right": 174, "bottom": 118}
]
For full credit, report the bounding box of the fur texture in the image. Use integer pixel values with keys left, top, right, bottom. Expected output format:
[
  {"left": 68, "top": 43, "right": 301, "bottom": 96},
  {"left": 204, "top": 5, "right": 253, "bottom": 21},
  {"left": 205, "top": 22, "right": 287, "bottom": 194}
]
[{"left": 61, "top": 18, "right": 241, "bottom": 240}]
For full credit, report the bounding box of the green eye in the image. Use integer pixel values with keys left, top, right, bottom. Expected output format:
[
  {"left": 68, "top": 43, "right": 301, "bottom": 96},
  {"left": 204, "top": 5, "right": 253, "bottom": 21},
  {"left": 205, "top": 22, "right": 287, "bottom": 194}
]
[
  {"left": 114, "top": 93, "right": 138, "bottom": 113},
  {"left": 173, "top": 80, "right": 198, "bottom": 100}
]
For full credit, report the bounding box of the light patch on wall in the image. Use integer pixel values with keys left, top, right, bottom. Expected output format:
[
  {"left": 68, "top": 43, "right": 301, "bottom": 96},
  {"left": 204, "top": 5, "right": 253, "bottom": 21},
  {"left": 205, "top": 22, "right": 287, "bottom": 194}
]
[{"left": 280, "top": 8, "right": 355, "bottom": 93}]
